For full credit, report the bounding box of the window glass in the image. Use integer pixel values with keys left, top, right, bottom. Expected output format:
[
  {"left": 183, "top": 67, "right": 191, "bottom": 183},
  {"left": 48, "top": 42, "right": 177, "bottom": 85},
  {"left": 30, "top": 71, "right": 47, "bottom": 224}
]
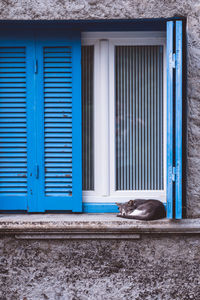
[{"left": 115, "top": 45, "right": 163, "bottom": 190}]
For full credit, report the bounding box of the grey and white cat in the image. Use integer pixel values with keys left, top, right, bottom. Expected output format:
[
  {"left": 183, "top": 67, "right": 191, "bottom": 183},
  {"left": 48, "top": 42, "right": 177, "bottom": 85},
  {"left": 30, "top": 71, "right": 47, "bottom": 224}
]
[{"left": 116, "top": 199, "right": 166, "bottom": 220}]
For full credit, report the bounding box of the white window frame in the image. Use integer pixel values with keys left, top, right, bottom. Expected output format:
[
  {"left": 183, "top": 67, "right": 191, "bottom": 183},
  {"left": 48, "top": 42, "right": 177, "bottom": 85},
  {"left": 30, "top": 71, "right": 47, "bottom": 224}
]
[{"left": 81, "top": 31, "right": 167, "bottom": 204}]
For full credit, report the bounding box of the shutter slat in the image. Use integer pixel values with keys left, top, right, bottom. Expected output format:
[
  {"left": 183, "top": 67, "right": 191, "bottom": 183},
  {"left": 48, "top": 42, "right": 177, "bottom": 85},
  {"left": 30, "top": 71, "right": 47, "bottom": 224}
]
[
  {"left": 45, "top": 108, "right": 72, "bottom": 113},
  {"left": 45, "top": 102, "right": 72, "bottom": 107},
  {"left": 0, "top": 108, "right": 26, "bottom": 113},
  {"left": 0, "top": 162, "right": 27, "bottom": 167},
  {"left": 44, "top": 127, "right": 72, "bottom": 133},
  {"left": 0, "top": 88, "right": 26, "bottom": 92},
  {"left": 45, "top": 172, "right": 71, "bottom": 178},
  {"left": 0, "top": 98, "right": 26, "bottom": 102},
  {"left": 0, "top": 178, "right": 26, "bottom": 182},
  {"left": 45, "top": 153, "right": 71, "bottom": 158},
  {"left": 45, "top": 113, "right": 72, "bottom": 118},
  {"left": 0, "top": 172, "right": 26, "bottom": 177},
  {"left": 44, "top": 98, "right": 72, "bottom": 103},
  {"left": 0, "top": 167, "right": 26, "bottom": 172},
  {"left": 0, "top": 182, "right": 27, "bottom": 187},
  {"left": 0, "top": 127, "right": 26, "bottom": 132},
  {"left": 45, "top": 83, "right": 72, "bottom": 88},
  {"left": 0, "top": 74, "right": 25, "bottom": 78},
  {"left": 45, "top": 59, "right": 71, "bottom": 63},
  {"left": 0, "top": 188, "right": 27, "bottom": 192},
  {"left": 45, "top": 138, "right": 72, "bottom": 142},
  {"left": 0, "top": 78, "right": 26, "bottom": 82},
  {"left": 0, "top": 157, "right": 26, "bottom": 162},
  {"left": 44, "top": 53, "right": 71, "bottom": 57},
  {"left": 44, "top": 78, "right": 71, "bottom": 83},
  {"left": 45, "top": 178, "right": 72, "bottom": 182},
  {"left": 0, "top": 69, "right": 26, "bottom": 73},
  {"left": 0, "top": 148, "right": 26, "bottom": 152},
  {"left": 0, "top": 83, "right": 26, "bottom": 87},
  {"left": 44, "top": 123, "right": 72, "bottom": 128},
  {"left": 45, "top": 133, "right": 72, "bottom": 137},
  {"left": 0, "top": 62, "right": 26, "bottom": 67},
  {"left": 0, "top": 93, "right": 26, "bottom": 97},
  {"left": 44, "top": 62, "right": 71, "bottom": 67},
  {"left": 45, "top": 167, "right": 72, "bottom": 172},
  {"left": 45, "top": 158, "right": 72, "bottom": 162}
]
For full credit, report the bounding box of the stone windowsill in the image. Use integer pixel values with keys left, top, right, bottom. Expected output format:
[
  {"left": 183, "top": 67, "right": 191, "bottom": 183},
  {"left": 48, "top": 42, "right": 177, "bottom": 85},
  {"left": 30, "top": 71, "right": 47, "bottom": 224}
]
[{"left": 0, "top": 214, "right": 200, "bottom": 239}]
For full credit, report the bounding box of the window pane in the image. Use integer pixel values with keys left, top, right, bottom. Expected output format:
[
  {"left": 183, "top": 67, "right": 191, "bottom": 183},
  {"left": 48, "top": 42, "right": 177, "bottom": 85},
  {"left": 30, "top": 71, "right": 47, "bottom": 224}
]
[
  {"left": 81, "top": 46, "right": 94, "bottom": 190},
  {"left": 115, "top": 46, "right": 163, "bottom": 190}
]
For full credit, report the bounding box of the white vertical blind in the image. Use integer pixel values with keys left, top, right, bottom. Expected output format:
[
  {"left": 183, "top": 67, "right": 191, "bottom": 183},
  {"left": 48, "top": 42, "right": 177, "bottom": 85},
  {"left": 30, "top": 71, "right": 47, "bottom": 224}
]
[
  {"left": 115, "top": 45, "right": 163, "bottom": 191},
  {"left": 82, "top": 46, "right": 94, "bottom": 190}
]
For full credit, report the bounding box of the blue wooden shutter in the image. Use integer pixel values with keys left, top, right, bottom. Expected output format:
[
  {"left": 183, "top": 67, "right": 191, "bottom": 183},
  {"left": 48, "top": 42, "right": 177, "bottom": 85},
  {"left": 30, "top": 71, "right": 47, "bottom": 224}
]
[
  {"left": 166, "top": 21, "right": 183, "bottom": 219},
  {"left": 175, "top": 21, "right": 183, "bottom": 219},
  {"left": 28, "top": 36, "right": 82, "bottom": 212},
  {"left": 0, "top": 40, "right": 35, "bottom": 210}
]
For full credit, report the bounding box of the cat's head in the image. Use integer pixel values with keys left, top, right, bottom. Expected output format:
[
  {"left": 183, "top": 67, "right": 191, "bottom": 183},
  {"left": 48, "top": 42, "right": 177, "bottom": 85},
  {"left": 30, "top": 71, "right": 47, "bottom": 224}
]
[{"left": 116, "top": 200, "right": 135, "bottom": 216}]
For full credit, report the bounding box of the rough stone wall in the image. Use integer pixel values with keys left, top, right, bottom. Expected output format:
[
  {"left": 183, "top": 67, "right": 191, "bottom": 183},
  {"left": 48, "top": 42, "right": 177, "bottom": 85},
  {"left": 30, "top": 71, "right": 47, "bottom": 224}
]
[
  {"left": 0, "top": 0, "right": 199, "bottom": 216},
  {"left": 1, "top": 235, "right": 200, "bottom": 300}
]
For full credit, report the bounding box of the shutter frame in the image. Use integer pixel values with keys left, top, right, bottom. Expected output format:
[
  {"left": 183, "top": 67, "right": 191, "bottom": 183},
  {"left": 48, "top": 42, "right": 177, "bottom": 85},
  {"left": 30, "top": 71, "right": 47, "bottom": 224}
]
[
  {"left": 175, "top": 21, "right": 183, "bottom": 219},
  {"left": 28, "top": 36, "right": 82, "bottom": 212},
  {"left": 166, "top": 20, "right": 183, "bottom": 219},
  {"left": 166, "top": 21, "right": 174, "bottom": 219},
  {"left": 0, "top": 40, "right": 35, "bottom": 210}
]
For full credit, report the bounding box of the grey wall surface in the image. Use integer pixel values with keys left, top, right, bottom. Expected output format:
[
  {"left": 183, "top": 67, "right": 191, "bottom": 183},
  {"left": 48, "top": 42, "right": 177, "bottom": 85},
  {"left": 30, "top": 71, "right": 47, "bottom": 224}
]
[
  {"left": 1, "top": 235, "right": 200, "bottom": 300},
  {"left": 0, "top": 1, "right": 199, "bottom": 216}
]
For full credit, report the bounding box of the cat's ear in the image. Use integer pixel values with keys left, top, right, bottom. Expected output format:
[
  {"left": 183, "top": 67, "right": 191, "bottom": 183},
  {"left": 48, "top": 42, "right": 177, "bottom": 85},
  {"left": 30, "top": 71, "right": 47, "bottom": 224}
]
[
  {"left": 128, "top": 200, "right": 134, "bottom": 206},
  {"left": 116, "top": 203, "right": 122, "bottom": 208},
  {"left": 116, "top": 203, "right": 122, "bottom": 215}
]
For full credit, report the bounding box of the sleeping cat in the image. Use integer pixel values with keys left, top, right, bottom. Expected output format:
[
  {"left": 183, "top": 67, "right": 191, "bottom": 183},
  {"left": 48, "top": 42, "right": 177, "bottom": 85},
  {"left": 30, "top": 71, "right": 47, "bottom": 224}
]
[{"left": 116, "top": 199, "right": 166, "bottom": 220}]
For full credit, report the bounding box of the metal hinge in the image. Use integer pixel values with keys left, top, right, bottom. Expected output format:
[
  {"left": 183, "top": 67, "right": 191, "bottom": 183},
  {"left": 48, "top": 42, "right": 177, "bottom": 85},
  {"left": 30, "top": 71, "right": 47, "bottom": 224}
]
[
  {"left": 172, "top": 53, "right": 176, "bottom": 68},
  {"left": 35, "top": 164, "right": 39, "bottom": 179},
  {"left": 34, "top": 59, "right": 38, "bottom": 74},
  {"left": 172, "top": 167, "right": 176, "bottom": 182}
]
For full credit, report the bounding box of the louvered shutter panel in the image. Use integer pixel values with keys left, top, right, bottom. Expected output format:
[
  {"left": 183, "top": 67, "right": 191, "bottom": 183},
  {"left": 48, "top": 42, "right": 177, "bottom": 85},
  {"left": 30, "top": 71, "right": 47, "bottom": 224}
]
[
  {"left": 29, "top": 38, "right": 82, "bottom": 212},
  {"left": 0, "top": 41, "right": 34, "bottom": 210}
]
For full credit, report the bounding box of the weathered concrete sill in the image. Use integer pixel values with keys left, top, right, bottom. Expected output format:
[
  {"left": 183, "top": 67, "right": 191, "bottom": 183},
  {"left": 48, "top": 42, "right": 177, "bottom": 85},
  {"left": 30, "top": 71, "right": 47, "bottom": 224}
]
[{"left": 0, "top": 214, "right": 200, "bottom": 239}]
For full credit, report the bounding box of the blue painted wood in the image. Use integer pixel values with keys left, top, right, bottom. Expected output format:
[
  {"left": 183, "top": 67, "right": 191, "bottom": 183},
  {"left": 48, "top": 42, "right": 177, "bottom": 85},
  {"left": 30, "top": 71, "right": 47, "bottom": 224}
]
[
  {"left": 83, "top": 203, "right": 119, "bottom": 213},
  {"left": 71, "top": 37, "right": 82, "bottom": 212},
  {"left": 0, "top": 33, "right": 82, "bottom": 212},
  {"left": 83, "top": 202, "right": 167, "bottom": 213},
  {"left": 0, "top": 40, "right": 35, "bottom": 211},
  {"left": 30, "top": 35, "right": 82, "bottom": 212},
  {"left": 166, "top": 21, "right": 174, "bottom": 219},
  {"left": 175, "top": 21, "right": 183, "bottom": 219}
]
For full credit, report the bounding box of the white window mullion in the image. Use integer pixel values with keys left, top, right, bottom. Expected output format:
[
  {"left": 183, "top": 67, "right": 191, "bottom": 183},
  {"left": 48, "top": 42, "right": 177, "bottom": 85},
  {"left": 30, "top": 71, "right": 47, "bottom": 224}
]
[
  {"left": 109, "top": 41, "right": 116, "bottom": 196},
  {"left": 96, "top": 39, "right": 110, "bottom": 197}
]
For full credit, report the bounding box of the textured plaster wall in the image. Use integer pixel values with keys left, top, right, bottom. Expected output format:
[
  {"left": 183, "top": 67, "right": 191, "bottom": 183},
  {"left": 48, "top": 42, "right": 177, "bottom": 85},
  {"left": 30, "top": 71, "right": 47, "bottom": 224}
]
[
  {"left": 0, "top": 0, "right": 199, "bottom": 216},
  {"left": 1, "top": 235, "right": 200, "bottom": 300},
  {"left": 0, "top": 2, "right": 199, "bottom": 299}
]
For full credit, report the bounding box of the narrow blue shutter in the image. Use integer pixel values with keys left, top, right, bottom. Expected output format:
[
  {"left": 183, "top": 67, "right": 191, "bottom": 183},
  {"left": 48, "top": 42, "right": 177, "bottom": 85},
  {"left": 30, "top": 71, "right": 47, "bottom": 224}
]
[
  {"left": 28, "top": 36, "right": 82, "bottom": 212},
  {"left": 166, "top": 21, "right": 183, "bottom": 219},
  {"left": 0, "top": 41, "right": 35, "bottom": 210},
  {"left": 175, "top": 21, "right": 183, "bottom": 219},
  {"left": 166, "top": 21, "right": 174, "bottom": 219}
]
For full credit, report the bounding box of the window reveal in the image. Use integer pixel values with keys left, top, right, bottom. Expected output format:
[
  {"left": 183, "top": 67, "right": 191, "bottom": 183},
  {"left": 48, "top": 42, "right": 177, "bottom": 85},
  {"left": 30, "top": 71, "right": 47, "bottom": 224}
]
[{"left": 81, "top": 46, "right": 94, "bottom": 191}]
